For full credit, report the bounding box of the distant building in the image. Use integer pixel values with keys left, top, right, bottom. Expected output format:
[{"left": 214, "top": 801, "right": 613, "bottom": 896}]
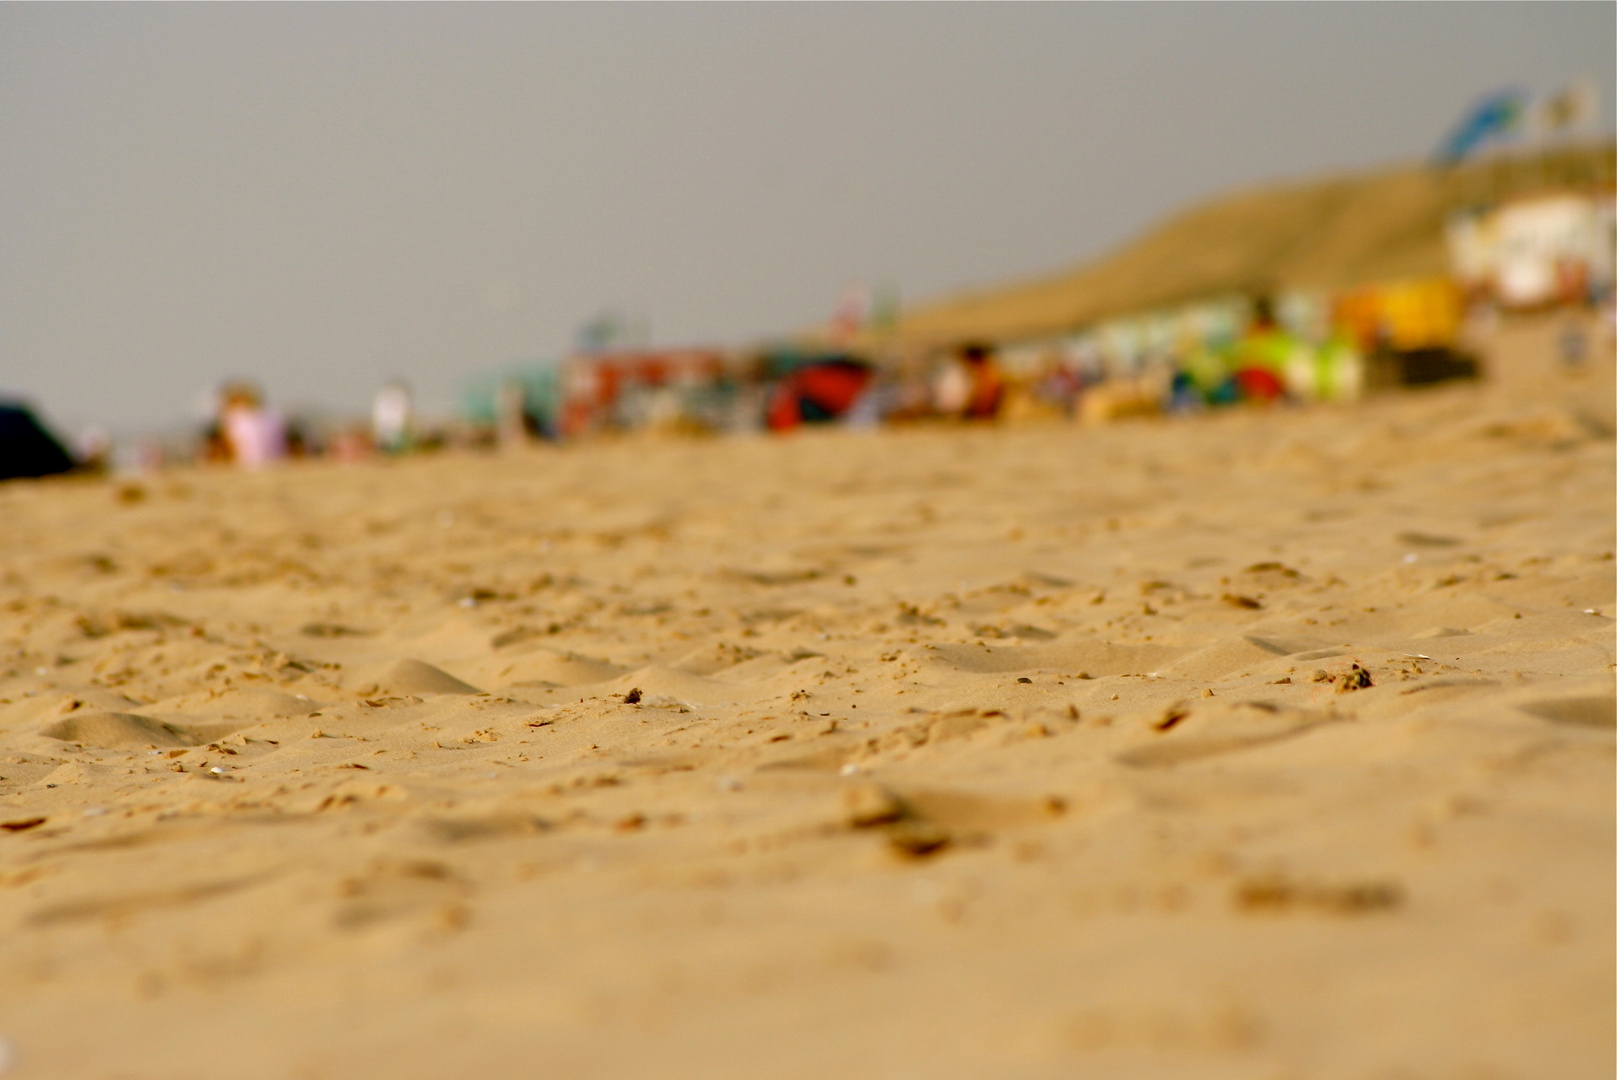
[{"left": 1447, "top": 192, "right": 1616, "bottom": 309}]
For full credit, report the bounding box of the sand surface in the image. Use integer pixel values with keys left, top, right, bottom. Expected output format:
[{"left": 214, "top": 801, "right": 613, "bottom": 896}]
[{"left": 1, "top": 321, "right": 1612, "bottom": 1079}]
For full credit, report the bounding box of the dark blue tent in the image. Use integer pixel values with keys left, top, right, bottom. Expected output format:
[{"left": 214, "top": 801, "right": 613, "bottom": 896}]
[{"left": 0, "top": 402, "right": 75, "bottom": 481}]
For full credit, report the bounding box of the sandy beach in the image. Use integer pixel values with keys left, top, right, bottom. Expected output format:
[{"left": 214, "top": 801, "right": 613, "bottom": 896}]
[{"left": 0, "top": 318, "right": 1611, "bottom": 1079}]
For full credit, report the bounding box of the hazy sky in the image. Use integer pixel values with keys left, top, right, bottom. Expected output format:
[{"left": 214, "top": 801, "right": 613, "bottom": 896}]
[{"left": 3, "top": 3, "right": 1613, "bottom": 436}]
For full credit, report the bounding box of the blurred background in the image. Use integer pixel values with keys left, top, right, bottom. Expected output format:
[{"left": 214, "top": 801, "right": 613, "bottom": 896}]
[{"left": 1, "top": 4, "right": 1613, "bottom": 470}]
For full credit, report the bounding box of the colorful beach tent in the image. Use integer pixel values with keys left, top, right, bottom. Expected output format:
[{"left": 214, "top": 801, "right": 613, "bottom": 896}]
[{"left": 764, "top": 354, "right": 873, "bottom": 430}]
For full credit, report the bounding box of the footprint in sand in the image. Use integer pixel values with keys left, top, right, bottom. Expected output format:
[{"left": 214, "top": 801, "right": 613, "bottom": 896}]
[
  {"left": 605, "top": 665, "right": 772, "bottom": 708},
  {"left": 668, "top": 641, "right": 765, "bottom": 676},
  {"left": 164, "top": 686, "right": 324, "bottom": 720},
  {"left": 491, "top": 649, "right": 626, "bottom": 688},
  {"left": 839, "top": 781, "right": 1067, "bottom": 858},
  {"left": 1517, "top": 696, "right": 1616, "bottom": 729},
  {"left": 27, "top": 875, "right": 263, "bottom": 926},
  {"left": 1166, "top": 636, "right": 1327, "bottom": 681},
  {"left": 1115, "top": 700, "right": 1339, "bottom": 768},
  {"left": 923, "top": 641, "right": 1180, "bottom": 677},
  {"left": 333, "top": 857, "right": 470, "bottom": 932}
]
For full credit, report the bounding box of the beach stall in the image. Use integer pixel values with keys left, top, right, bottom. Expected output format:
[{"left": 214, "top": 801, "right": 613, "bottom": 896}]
[
  {"left": 858, "top": 144, "right": 1612, "bottom": 416},
  {"left": 558, "top": 348, "right": 732, "bottom": 437},
  {"left": 1329, "top": 277, "right": 1475, "bottom": 388},
  {"left": 1447, "top": 192, "right": 1617, "bottom": 310}
]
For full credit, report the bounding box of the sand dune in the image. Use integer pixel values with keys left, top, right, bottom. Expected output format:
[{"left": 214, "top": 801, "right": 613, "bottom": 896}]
[
  {"left": 379, "top": 658, "right": 483, "bottom": 697},
  {"left": 0, "top": 317, "right": 1610, "bottom": 1078},
  {"left": 37, "top": 711, "right": 202, "bottom": 750},
  {"left": 879, "top": 144, "right": 1615, "bottom": 349}
]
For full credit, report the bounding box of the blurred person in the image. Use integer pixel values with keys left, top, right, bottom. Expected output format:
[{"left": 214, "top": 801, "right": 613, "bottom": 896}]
[
  {"left": 1168, "top": 367, "right": 1207, "bottom": 413},
  {"left": 327, "top": 426, "right": 375, "bottom": 463},
  {"left": 1033, "top": 356, "right": 1083, "bottom": 416},
  {"left": 372, "top": 381, "right": 414, "bottom": 453},
  {"left": 828, "top": 285, "right": 872, "bottom": 345},
  {"left": 496, "top": 379, "right": 531, "bottom": 447},
  {"left": 284, "top": 418, "right": 315, "bottom": 458},
  {"left": 933, "top": 357, "right": 971, "bottom": 415},
  {"left": 75, "top": 426, "right": 113, "bottom": 474},
  {"left": 842, "top": 366, "right": 911, "bottom": 429},
  {"left": 1180, "top": 342, "right": 1238, "bottom": 406},
  {"left": 200, "top": 419, "right": 231, "bottom": 464},
  {"left": 1230, "top": 298, "right": 1295, "bottom": 402},
  {"left": 958, "top": 342, "right": 1006, "bottom": 420},
  {"left": 134, "top": 438, "right": 167, "bottom": 473},
  {"left": 219, "top": 382, "right": 288, "bottom": 468},
  {"left": 884, "top": 368, "right": 939, "bottom": 422},
  {"left": 1265, "top": 330, "right": 1357, "bottom": 404},
  {"left": 1558, "top": 317, "right": 1588, "bottom": 369}
]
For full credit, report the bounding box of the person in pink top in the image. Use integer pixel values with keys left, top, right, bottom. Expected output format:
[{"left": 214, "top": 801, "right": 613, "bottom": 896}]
[{"left": 219, "top": 382, "right": 287, "bottom": 468}]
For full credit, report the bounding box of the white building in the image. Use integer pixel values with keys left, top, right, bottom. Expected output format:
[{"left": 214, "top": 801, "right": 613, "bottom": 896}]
[{"left": 1448, "top": 193, "right": 1616, "bottom": 309}]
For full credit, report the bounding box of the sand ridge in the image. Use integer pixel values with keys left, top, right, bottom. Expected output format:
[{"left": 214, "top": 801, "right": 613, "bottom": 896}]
[{"left": 0, "top": 323, "right": 1611, "bottom": 1078}]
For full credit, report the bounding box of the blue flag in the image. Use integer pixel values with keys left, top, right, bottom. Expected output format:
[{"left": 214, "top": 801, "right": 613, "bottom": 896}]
[{"left": 1436, "top": 90, "right": 1527, "bottom": 163}]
